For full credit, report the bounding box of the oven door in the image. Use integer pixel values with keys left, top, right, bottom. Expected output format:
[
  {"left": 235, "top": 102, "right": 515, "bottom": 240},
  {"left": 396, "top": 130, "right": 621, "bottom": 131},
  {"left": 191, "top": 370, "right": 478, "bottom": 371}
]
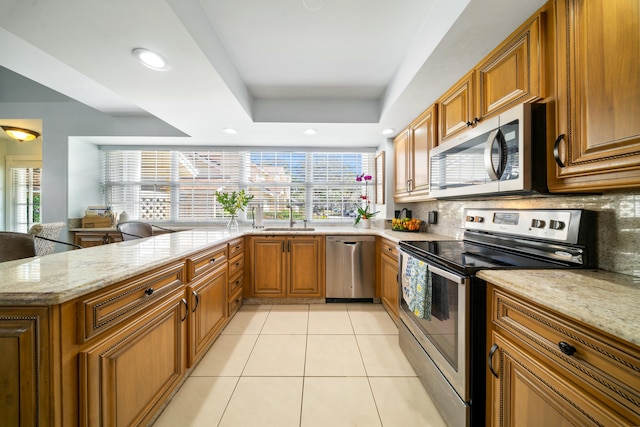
[{"left": 398, "top": 248, "right": 470, "bottom": 401}]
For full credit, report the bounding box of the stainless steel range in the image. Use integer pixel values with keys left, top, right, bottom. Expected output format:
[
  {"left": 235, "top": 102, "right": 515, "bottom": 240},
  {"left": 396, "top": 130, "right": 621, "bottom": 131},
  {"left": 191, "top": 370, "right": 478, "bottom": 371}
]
[{"left": 397, "top": 208, "right": 596, "bottom": 427}]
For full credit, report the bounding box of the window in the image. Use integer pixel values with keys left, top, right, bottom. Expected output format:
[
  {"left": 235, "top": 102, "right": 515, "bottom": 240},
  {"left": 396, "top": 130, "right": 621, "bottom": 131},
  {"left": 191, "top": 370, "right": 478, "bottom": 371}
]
[
  {"left": 6, "top": 156, "right": 42, "bottom": 232},
  {"left": 102, "top": 149, "right": 375, "bottom": 223}
]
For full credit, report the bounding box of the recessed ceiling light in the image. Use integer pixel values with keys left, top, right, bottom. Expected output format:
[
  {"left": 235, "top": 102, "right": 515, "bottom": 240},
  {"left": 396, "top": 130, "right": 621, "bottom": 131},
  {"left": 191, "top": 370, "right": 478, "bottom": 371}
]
[
  {"left": 223, "top": 128, "right": 238, "bottom": 134},
  {"left": 132, "top": 48, "right": 169, "bottom": 71},
  {"left": 303, "top": 128, "right": 318, "bottom": 135},
  {"left": 382, "top": 128, "right": 395, "bottom": 135}
]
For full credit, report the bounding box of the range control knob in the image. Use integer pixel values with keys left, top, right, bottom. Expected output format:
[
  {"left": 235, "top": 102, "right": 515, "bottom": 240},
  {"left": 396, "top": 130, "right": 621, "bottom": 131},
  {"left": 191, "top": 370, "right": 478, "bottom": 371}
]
[
  {"left": 475, "top": 216, "right": 484, "bottom": 223},
  {"left": 531, "top": 219, "right": 546, "bottom": 229},
  {"left": 549, "top": 220, "right": 566, "bottom": 230},
  {"left": 466, "top": 216, "right": 475, "bottom": 222}
]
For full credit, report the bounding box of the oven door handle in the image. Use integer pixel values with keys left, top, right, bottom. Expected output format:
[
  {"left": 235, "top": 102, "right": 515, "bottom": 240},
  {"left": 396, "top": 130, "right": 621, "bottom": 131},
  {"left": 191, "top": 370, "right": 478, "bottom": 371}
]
[{"left": 399, "top": 249, "right": 467, "bottom": 285}]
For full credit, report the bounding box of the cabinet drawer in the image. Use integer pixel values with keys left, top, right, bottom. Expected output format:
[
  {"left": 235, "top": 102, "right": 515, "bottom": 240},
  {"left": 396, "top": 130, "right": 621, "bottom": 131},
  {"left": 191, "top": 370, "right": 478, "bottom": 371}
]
[
  {"left": 492, "top": 288, "right": 640, "bottom": 418},
  {"left": 186, "top": 245, "right": 227, "bottom": 281},
  {"left": 381, "top": 239, "right": 398, "bottom": 260},
  {"left": 228, "top": 253, "right": 244, "bottom": 278},
  {"left": 228, "top": 237, "right": 244, "bottom": 258},
  {"left": 228, "top": 287, "right": 243, "bottom": 317},
  {"left": 78, "top": 261, "right": 185, "bottom": 342},
  {"left": 229, "top": 271, "right": 243, "bottom": 296}
]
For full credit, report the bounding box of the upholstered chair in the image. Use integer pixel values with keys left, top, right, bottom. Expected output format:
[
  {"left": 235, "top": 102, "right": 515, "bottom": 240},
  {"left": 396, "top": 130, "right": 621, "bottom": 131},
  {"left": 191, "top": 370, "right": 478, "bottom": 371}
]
[
  {"left": 0, "top": 232, "right": 37, "bottom": 262},
  {"left": 28, "top": 222, "right": 66, "bottom": 256},
  {"left": 117, "top": 221, "right": 154, "bottom": 241}
]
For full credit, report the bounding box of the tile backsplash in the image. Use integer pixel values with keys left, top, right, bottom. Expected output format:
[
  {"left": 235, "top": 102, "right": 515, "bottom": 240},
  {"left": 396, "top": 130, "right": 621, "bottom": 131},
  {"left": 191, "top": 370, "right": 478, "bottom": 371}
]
[{"left": 411, "top": 190, "right": 640, "bottom": 278}]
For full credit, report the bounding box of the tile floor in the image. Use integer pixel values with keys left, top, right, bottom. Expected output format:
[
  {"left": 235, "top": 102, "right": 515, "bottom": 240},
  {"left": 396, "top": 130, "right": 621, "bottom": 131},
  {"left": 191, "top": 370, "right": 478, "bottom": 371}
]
[{"left": 152, "top": 303, "right": 447, "bottom": 427}]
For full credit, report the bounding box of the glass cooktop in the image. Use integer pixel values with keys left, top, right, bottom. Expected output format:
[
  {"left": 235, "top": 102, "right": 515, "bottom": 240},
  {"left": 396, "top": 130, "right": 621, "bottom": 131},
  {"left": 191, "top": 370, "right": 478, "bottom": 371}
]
[{"left": 399, "top": 240, "right": 568, "bottom": 274}]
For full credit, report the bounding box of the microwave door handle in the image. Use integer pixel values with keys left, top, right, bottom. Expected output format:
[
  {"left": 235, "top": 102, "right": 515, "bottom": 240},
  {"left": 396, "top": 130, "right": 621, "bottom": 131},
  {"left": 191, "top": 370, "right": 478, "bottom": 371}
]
[{"left": 484, "top": 129, "right": 507, "bottom": 180}]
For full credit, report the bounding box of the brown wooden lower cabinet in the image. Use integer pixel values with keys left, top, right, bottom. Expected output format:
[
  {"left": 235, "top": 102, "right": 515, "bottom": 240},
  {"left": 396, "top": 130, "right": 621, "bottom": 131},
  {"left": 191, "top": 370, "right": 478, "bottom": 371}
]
[
  {"left": 0, "top": 306, "right": 51, "bottom": 427},
  {"left": 248, "top": 235, "right": 325, "bottom": 298},
  {"left": 78, "top": 288, "right": 188, "bottom": 427},
  {"left": 487, "top": 284, "right": 640, "bottom": 426},
  {"left": 187, "top": 263, "right": 227, "bottom": 367},
  {"left": 379, "top": 238, "right": 399, "bottom": 322},
  {"left": 73, "top": 230, "right": 123, "bottom": 247}
]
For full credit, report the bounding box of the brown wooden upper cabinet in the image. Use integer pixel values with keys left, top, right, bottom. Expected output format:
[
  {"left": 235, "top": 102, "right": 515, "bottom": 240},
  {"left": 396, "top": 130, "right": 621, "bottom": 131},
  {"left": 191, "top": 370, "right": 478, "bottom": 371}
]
[
  {"left": 439, "top": 13, "right": 544, "bottom": 144},
  {"left": 549, "top": 0, "right": 640, "bottom": 192},
  {"left": 394, "top": 104, "right": 438, "bottom": 202}
]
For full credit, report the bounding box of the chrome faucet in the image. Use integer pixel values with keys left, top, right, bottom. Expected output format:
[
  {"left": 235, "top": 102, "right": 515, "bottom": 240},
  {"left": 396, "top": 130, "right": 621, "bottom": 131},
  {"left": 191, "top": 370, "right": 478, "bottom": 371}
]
[{"left": 287, "top": 204, "right": 296, "bottom": 228}]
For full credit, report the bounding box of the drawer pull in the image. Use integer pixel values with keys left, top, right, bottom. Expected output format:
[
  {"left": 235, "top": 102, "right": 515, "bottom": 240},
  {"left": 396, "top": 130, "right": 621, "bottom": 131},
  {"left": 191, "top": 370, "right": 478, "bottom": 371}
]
[
  {"left": 558, "top": 341, "right": 577, "bottom": 356},
  {"left": 209, "top": 258, "right": 216, "bottom": 264},
  {"left": 488, "top": 343, "right": 499, "bottom": 378},
  {"left": 144, "top": 287, "right": 154, "bottom": 296}
]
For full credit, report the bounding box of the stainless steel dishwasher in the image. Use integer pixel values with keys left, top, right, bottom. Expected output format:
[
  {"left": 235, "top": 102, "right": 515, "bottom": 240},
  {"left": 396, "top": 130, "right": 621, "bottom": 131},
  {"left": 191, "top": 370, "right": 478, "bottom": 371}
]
[{"left": 325, "top": 235, "right": 376, "bottom": 302}]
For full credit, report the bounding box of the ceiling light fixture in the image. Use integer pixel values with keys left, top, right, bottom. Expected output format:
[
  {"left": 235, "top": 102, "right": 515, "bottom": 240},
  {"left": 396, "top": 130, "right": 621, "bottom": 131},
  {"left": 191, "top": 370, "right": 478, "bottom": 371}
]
[
  {"left": 223, "top": 128, "right": 238, "bottom": 134},
  {"left": 303, "top": 128, "right": 318, "bottom": 135},
  {"left": 302, "top": 0, "right": 324, "bottom": 12},
  {"left": 132, "top": 48, "right": 169, "bottom": 71},
  {"left": 382, "top": 128, "right": 395, "bottom": 135},
  {"left": 1, "top": 126, "right": 41, "bottom": 142}
]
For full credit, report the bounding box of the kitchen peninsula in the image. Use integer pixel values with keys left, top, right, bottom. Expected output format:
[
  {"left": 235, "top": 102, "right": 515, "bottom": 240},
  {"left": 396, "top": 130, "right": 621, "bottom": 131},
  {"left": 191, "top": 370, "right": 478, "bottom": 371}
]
[{"left": 0, "top": 227, "right": 442, "bottom": 426}]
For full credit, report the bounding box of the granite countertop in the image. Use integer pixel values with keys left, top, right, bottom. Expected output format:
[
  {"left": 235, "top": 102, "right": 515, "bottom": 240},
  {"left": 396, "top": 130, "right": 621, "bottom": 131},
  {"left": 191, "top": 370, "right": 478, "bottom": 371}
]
[
  {"left": 0, "top": 226, "right": 450, "bottom": 306},
  {"left": 477, "top": 269, "right": 640, "bottom": 347}
]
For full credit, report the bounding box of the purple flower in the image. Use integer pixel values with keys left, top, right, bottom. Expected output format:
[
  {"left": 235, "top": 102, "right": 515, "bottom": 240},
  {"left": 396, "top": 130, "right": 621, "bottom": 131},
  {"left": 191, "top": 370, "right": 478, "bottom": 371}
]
[{"left": 364, "top": 175, "right": 372, "bottom": 181}]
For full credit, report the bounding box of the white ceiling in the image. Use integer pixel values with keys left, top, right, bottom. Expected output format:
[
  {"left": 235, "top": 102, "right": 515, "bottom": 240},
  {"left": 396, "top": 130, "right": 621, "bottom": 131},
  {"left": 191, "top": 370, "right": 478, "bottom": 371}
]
[{"left": 0, "top": 0, "right": 546, "bottom": 148}]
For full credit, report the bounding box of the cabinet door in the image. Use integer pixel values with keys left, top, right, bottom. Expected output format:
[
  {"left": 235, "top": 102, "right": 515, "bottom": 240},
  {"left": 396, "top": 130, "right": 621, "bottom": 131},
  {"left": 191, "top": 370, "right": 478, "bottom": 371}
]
[
  {"left": 0, "top": 307, "right": 50, "bottom": 427},
  {"left": 188, "top": 264, "right": 227, "bottom": 366},
  {"left": 79, "top": 290, "right": 187, "bottom": 427},
  {"left": 288, "top": 237, "right": 324, "bottom": 297},
  {"left": 476, "top": 14, "right": 543, "bottom": 119},
  {"left": 409, "top": 104, "right": 437, "bottom": 198},
  {"left": 439, "top": 71, "right": 475, "bottom": 142},
  {"left": 551, "top": 0, "right": 640, "bottom": 191},
  {"left": 250, "top": 237, "right": 286, "bottom": 297},
  {"left": 380, "top": 253, "right": 399, "bottom": 322},
  {"left": 488, "top": 332, "right": 634, "bottom": 427},
  {"left": 393, "top": 129, "right": 411, "bottom": 200}
]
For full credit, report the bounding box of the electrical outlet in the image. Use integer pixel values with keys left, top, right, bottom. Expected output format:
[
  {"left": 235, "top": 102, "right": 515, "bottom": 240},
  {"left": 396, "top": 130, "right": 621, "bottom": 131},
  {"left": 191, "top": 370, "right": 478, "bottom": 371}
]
[
  {"left": 406, "top": 210, "right": 412, "bottom": 218},
  {"left": 394, "top": 210, "right": 400, "bottom": 218},
  {"left": 428, "top": 211, "right": 438, "bottom": 224}
]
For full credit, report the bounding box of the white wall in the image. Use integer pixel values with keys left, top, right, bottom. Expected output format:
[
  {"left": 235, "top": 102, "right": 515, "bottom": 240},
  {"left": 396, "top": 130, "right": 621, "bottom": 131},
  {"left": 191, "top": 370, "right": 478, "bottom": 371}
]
[{"left": 68, "top": 138, "right": 102, "bottom": 218}]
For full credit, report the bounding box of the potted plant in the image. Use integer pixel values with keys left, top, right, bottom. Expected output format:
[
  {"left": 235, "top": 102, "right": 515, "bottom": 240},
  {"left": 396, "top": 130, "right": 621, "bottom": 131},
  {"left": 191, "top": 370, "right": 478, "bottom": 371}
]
[
  {"left": 354, "top": 173, "right": 379, "bottom": 228},
  {"left": 355, "top": 204, "right": 379, "bottom": 228},
  {"left": 214, "top": 189, "right": 254, "bottom": 230}
]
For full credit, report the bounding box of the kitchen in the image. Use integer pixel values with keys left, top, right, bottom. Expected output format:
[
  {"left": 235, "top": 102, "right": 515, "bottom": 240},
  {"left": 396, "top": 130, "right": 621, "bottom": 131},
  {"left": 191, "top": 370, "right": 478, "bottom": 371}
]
[{"left": 1, "top": 0, "right": 639, "bottom": 426}]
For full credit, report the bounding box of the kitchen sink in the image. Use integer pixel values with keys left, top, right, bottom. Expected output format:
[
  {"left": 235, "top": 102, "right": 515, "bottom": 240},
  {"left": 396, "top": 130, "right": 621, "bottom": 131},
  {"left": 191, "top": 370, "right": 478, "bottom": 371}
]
[{"left": 261, "top": 227, "right": 315, "bottom": 231}]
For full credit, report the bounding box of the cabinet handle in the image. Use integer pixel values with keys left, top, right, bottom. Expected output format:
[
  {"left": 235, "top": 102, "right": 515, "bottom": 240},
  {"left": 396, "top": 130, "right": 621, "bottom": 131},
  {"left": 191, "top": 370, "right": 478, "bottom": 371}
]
[
  {"left": 209, "top": 257, "right": 216, "bottom": 264},
  {"left": 466, "top": 121, "right": 473, "bottom": 127},
  {"left": 144, "top": 287, "right": 154, "bottom": 296},
  {"left": 180, "top": 298, "right": 188, "bottom": 322},
  {"left": 553, "top": 134, "right": 566, "bottom": 168},
  {"left": 488, "top": 343, "right": 499, "bottom": 378},
  {"left": 558, "top": 341, "right": 577, "bottom": 356},
  {"left": 473, "top": 117, "right": 480, "bottom": 124},
  {"left": 192, "top": 290, "right": 199, "bottom": 312},
  {"left": 235, "top": 262, "right": 241, "bottom": 267},
  {"left": 288, "top": 241, "right": 291, "bottom": 252}
]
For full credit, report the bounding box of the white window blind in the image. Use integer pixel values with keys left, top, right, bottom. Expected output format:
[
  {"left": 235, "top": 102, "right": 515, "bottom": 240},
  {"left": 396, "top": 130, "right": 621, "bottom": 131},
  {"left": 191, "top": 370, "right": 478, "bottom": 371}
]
[
  {"left": 10, "top": 167, "right": 41, "bottom": 232},
  {"left": 102, "top": 149, "right": 374, "bottom": 223}
]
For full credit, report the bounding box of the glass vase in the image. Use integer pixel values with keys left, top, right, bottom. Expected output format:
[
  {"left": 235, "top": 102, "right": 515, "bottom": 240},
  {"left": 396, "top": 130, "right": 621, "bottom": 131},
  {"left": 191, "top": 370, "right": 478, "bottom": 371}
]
[{"left": 227, "top": 214, "right": 239, "bottom": 231}]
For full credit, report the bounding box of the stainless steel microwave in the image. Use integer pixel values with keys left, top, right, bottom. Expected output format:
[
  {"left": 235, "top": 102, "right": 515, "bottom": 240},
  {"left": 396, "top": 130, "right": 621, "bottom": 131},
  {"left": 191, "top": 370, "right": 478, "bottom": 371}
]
[{"left": 429, "top": 103, "right": 547, "bottom": 199}]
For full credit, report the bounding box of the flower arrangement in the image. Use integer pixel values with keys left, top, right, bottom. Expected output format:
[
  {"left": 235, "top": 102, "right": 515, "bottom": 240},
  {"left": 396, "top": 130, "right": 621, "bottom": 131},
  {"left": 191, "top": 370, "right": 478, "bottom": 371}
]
[
  {"left": 214, "top": 189, "right": 254, "bottom": 216},
  {"left": 354, "top": 173, "right": 379, "bottom": 226}
]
